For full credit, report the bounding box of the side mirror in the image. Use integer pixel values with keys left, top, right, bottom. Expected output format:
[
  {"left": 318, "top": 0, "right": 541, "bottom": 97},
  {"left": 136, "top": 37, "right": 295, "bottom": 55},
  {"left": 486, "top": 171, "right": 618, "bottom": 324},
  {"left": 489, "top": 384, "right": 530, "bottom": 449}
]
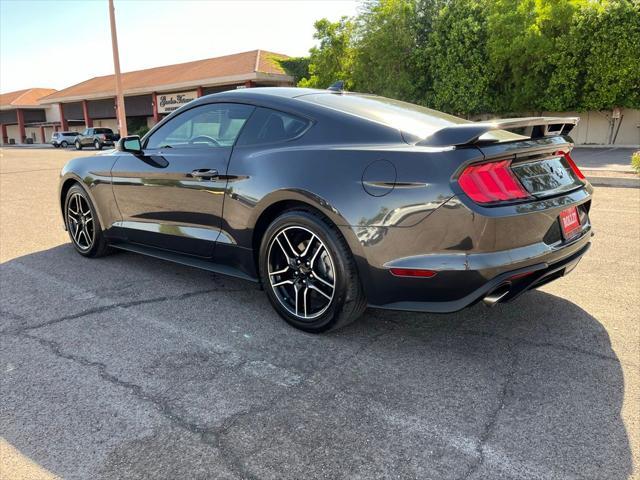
[{"left": 119, "top": 135, "right": 142, "bottom": 154}]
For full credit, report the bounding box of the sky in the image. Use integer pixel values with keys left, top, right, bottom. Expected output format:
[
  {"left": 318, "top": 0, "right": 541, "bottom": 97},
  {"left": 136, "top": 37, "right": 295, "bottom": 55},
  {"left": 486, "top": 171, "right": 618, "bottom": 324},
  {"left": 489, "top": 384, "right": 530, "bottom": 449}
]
[{"left": 0, "top": 0, "right": 359, "bottom": 93}]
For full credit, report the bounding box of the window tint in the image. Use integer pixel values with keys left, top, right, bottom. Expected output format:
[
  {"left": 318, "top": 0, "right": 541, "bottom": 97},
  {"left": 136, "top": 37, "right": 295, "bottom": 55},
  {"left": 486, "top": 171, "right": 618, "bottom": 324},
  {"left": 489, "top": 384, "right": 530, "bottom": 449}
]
[
  {"left": 94, "top": 128, "right": 113, "bottom": 134},
  {"left": 236, "top": 107, "right": 310, "bottom": 146},
  {"left": 146, "top": 103, "right": 254, "bottom": 149}
]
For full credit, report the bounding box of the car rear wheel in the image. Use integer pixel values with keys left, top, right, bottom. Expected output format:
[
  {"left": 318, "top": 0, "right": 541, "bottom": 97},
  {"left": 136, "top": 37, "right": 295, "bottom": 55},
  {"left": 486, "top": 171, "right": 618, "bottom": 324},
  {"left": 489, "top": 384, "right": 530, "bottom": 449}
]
[
  {"left": 64, "top": 184, "right": 110, "bottom": 257},
  {"left": 259, "top": 210, "right": 366, "bottom": 333},
  {"left": 75, "top": 140, "right": 82, "bottom": 150},
  {"left": 61, "top": 141, "right": 68, "bottom": 148},
  {"left": 94, "top": 140, "right": 102, "bottom": 150}
]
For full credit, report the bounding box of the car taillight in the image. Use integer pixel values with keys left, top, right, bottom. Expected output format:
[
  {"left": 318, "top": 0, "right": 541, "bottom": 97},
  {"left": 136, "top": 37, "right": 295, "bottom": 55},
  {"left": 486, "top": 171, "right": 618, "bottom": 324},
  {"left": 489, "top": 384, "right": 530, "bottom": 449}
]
[
  {"left": 558, "top": 150, "right": 585, "bottom": 180},
  {"left": 458, "top": 160, "right": 530, "bottom": 204}
]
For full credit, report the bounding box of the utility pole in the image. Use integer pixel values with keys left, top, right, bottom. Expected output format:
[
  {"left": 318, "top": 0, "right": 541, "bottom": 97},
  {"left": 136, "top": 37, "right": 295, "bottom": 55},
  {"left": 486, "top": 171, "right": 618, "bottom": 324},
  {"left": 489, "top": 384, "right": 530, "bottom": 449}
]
[{"left": 109, "top": 0, "right": 127, "bottom": 136}]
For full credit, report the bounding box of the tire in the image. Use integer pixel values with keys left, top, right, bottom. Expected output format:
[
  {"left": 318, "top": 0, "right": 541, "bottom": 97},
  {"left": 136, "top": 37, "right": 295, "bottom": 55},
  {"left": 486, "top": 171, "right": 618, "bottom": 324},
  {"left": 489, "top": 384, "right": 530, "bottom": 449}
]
[
  {"left": 259, "top": 209, "right": 366, "bottom": 333},
  {"left": 94, "top": 140, "right": 102, "bottom": 150},
  {"left": 61, "top": 141, "right": 68, "bottom": 148},
  {"left": 53, "top": 144, "right": 60, "bottom": 148},
  {"left": 64, "top": 184, "right": 111, "bottom": 258},
  {"left": 75, "top": 140, "right": 82, "bottom": 150}
]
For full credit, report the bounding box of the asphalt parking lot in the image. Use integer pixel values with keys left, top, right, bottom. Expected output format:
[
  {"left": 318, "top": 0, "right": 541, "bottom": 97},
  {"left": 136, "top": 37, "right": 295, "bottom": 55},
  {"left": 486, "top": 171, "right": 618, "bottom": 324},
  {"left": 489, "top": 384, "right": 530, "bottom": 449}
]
[{"left": 1, "top": 147, "right": 638, "bottom": 480}]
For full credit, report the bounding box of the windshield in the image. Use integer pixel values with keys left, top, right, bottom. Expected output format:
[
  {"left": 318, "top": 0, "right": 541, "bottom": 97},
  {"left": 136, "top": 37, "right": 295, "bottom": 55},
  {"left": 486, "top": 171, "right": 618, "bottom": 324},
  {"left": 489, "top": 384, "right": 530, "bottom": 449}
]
[{"left": 299, "top": 93, "right": 523, "bottom": 143}]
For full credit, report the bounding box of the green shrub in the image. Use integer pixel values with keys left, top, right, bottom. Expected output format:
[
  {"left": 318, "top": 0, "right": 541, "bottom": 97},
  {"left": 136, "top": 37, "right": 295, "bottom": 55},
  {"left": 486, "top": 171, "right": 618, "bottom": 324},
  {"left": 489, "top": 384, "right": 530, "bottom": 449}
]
[
  {"left": 632, "top": 151, "right": 640, "bottom": 175},
  {"left": 132, "top": 126, "right": 150, "bottom": 138}
]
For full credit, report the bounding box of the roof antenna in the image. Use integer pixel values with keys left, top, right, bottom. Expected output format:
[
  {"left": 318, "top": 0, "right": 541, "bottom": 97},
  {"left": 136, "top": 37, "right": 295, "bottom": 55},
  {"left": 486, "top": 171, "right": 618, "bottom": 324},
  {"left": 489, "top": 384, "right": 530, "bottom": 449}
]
[{"left": 327, "top": 80, "right": 345, "bottom": 92}]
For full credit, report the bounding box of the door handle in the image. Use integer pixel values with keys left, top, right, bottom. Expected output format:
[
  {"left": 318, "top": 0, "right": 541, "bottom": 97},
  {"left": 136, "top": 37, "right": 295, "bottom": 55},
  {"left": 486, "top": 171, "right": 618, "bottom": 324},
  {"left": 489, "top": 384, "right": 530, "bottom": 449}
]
[{"left": 189, "top": 169, "right": 219, "bottom": 179}]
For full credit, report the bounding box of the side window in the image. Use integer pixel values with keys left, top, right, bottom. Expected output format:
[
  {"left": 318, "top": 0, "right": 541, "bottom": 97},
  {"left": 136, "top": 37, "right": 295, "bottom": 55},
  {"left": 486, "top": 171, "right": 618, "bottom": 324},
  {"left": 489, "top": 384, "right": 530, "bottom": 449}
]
[
  {"left": 145, "top": 103, "right": 254, "bottom": 149},
  {"left": 236, "top": 107, "right": 310, "bottom": 146}
]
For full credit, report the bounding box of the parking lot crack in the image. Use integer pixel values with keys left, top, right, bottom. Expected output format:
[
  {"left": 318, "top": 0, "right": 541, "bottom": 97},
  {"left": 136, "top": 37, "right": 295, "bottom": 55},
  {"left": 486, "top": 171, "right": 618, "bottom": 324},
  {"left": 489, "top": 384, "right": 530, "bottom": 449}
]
[
  {"left": 201, "top": 330, "right": 401, "bottom": 480},
  {"left": 210, "top": 403, "right": 283, "bottom": 480},
  {"left": 461, "top": 329, "right": 627, "bottom": 366},
  {"left": 17, "top": 330, "right": 224, "bottom": 439},
  {"left": 16, "top": 328, "right": 296, "bottom": 480},
  {"left": 2, "top": 288, "right": 234, "bottom": 335},
  {"left": 458, "top": 342, "right": 517, "bottom": 480}
]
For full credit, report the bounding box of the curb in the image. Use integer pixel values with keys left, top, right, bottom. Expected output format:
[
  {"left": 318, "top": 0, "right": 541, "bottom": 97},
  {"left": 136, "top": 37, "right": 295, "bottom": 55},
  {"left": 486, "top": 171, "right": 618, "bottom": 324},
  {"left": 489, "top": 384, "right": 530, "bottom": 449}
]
[
  {"left": 574, "top": 145, "right": 639, "bottom": 149},
  {"left": 587, "top": 175, "right": 640, "bottom": 188}
]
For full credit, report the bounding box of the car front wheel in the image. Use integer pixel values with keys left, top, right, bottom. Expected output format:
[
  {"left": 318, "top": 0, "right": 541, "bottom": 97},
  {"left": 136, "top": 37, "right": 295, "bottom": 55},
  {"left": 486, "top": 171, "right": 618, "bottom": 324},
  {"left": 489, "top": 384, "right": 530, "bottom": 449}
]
[
  {"left": 75, "top": 140, "right": 82, "bottom": 150},
  {"left": 259, "top": 210, "right": 366, "bottom": 332}
]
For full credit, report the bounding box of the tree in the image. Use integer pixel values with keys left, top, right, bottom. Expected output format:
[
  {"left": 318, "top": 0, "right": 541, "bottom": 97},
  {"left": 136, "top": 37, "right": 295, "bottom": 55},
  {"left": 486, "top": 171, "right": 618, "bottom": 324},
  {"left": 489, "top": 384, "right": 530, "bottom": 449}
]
[
  {"left": 545, "top": 0, "right": 640, "bottom": 112},
  {"left": 425, "top": 0, "right": 492, "bottom": 115},
  {"left": 296, "top": 0, "right": 639, "bottom": 117},
  {"left": 351, "top": 0, "right": 418, "bottom": 101},
  {"left": 277, "top": 57, "right": 311, "bottom": 84},
  {"left": 487, "top": 0, "right": 579, "bottom": 113},
  {"left": 412, "top": 0, "right": 448, "bottom": 104},
  {"left": 575, "top": 0, "right": 640, "bottom": 110},
  {"left": 298, "top": 17, "right": 355, "bottom": 89}
]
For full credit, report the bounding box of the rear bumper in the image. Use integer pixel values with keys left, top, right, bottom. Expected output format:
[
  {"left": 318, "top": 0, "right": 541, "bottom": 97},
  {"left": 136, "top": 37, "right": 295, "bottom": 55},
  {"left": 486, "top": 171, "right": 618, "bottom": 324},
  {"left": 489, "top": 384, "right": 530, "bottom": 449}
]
[
  {"left": 342, "top": 181, "right": 594, "bottom": 314},
  {"left": 370, "top": 234, "right": 591, "bottom": 313}
]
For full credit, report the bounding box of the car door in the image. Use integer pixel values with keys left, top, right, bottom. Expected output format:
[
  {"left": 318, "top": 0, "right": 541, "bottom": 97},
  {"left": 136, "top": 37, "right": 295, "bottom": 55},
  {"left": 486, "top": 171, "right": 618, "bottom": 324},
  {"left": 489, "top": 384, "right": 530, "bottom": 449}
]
[
  {"left": 81, "top": 128, "right": 92, "bottom": 145},
  {"left": 110, "top": 102, "right": 254, "bottom": 257}
]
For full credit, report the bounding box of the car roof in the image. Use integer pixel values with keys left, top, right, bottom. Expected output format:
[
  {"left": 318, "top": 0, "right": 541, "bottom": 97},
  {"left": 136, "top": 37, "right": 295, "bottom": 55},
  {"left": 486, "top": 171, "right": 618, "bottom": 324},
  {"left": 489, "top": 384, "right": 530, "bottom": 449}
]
[
  {"left": 187, "top": 87, "right": 355, "bottom": 121},
  {"left": 210, "top": 87, "right": 328, "bottom": 100}
]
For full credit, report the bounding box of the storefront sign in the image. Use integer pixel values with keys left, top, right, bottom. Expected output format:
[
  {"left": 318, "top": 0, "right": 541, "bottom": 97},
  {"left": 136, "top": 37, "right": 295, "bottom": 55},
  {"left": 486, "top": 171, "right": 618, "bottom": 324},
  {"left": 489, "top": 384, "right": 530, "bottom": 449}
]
[{"left": 157, "top": 90, "right": 198, "bottom": 113}]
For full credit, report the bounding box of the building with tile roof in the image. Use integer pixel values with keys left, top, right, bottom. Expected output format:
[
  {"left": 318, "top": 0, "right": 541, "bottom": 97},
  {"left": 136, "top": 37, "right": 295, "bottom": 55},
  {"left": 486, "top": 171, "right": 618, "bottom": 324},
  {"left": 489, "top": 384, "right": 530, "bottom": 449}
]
[
  {"left": 1, "top": 88, "right": 58, "bottom": 144},
  {"left": 1, "top": 50, "right": 293, "bottom": 145}
]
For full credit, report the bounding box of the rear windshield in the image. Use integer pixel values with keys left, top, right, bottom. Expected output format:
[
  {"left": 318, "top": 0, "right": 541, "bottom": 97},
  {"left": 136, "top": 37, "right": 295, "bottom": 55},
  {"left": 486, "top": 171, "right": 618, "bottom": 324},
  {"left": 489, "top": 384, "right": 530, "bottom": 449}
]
[
  {"left": 299, "top": 93, "right": 522, "bottom": 143},
  {"left": 94, "top": 128, "right": 113, "bottom": 134}
]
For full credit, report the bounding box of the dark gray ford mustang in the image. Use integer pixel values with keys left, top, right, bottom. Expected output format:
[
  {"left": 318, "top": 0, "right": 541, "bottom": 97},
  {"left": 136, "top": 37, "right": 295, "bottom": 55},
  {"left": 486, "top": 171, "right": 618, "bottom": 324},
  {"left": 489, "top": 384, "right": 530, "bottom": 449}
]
[{"left": 59, "top": 87, "right": 593, "bottom": 332}]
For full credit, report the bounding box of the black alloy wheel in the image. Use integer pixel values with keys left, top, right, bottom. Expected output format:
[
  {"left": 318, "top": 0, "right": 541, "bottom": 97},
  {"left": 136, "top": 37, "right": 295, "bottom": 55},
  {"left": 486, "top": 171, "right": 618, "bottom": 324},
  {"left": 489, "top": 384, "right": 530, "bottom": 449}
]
[{"left": 260, "top": 210, "right": 366, "bottom": 332}]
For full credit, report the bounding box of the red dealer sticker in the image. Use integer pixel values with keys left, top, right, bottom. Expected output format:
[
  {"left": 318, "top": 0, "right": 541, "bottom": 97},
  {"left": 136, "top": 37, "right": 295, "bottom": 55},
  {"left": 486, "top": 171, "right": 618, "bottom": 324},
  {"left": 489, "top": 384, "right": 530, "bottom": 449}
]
[{"left": 559, "top": 206, "right": 581, "bottom": 240}]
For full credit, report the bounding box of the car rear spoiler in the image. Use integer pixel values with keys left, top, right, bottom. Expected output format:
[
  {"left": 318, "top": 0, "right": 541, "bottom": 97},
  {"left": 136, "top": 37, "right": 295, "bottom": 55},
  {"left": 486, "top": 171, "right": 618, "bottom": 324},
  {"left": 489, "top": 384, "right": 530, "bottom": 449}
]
[{"left": 417, "top": 117, "right": 579, "bottom": 147}]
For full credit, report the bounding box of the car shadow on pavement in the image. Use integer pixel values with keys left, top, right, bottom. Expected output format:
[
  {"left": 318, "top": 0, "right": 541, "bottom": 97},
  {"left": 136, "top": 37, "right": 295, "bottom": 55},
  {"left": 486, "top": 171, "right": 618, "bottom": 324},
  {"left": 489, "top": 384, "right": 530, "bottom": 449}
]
[{"left": 0, "top": 244, "right": 634, "bottom": 480}]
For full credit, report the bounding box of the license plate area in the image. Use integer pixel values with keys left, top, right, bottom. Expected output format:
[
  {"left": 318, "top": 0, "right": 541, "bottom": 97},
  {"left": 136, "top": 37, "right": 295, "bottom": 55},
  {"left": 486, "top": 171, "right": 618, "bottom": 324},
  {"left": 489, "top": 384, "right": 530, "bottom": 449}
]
[{"left": 559, "top": 206, "right": 581, "bottom": 240}]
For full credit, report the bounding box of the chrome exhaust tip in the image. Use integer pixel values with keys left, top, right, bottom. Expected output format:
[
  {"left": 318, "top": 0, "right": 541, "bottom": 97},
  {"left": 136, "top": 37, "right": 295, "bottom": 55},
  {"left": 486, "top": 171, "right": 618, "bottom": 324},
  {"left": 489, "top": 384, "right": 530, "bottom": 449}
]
[{"left": 483, "top": 284, "right": 511, "bottom": 307}]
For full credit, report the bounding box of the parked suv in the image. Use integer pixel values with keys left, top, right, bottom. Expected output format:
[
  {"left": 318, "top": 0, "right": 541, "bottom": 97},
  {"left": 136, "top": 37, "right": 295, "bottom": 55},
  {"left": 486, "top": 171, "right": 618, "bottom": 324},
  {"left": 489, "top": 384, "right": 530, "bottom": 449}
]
[
  {"left": 51, "top": 131, "right": 79, "bottom": 148},
  {"left": 74, "top": 128, "right": 119, "bottom": 150}
]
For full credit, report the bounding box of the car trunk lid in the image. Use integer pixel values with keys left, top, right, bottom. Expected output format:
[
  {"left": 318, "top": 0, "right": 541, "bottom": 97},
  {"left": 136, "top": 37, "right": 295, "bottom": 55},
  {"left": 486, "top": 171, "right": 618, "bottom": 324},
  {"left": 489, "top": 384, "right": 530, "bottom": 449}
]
[{"left": 457, "top": 136, "right": 587, "bottom": 205}]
